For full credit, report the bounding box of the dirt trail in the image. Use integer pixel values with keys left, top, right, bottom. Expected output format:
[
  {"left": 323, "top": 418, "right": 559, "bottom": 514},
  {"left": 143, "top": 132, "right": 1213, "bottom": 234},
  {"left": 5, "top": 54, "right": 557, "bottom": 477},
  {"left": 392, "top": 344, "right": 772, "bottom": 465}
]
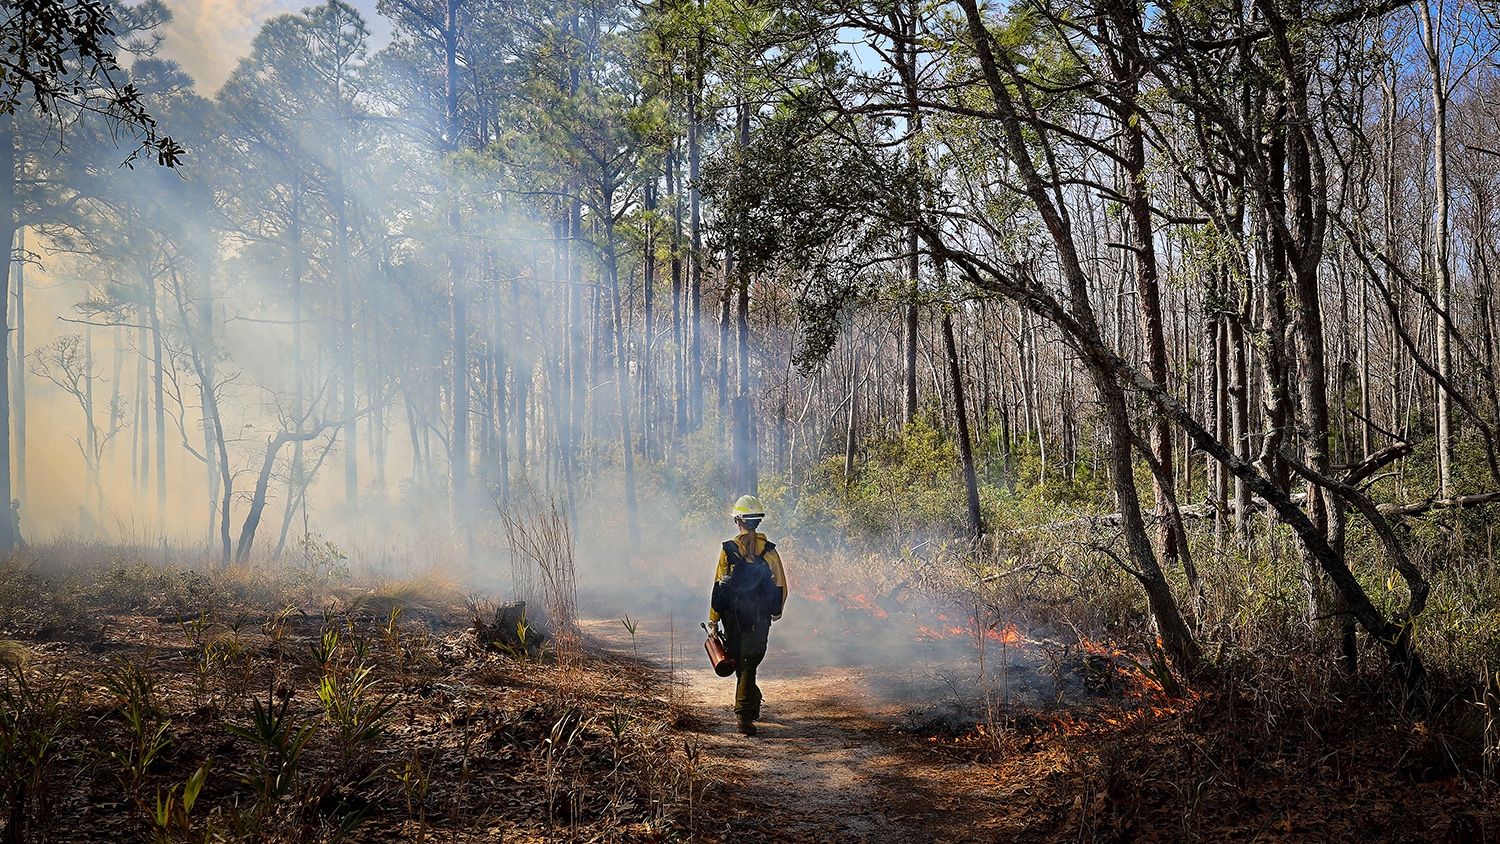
[{"left": 582, "top": 618, "right": 1013, "bottom": 844}]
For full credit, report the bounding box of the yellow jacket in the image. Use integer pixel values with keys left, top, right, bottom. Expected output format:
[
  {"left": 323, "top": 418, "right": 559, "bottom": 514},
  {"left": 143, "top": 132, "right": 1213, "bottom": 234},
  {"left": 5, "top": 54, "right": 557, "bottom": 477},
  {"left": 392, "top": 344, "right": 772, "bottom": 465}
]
[{"left": 709, "top": 531, "right": 788, "bottom": 623}]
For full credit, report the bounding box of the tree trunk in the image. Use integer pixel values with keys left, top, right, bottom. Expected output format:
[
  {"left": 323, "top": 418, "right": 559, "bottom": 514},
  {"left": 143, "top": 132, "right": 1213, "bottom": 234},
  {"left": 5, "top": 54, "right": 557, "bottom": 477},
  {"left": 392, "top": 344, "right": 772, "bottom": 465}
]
[
  {"left": 166, "top": 267, "right": 231, "bottom": 565},
  {"left": 1231, "top": 310, "right": 1251, "bottom": 541},
  {"left": 568, "top": 199, "right": 586, "bottom": 457},
  {"left": 604, "top": 214, "right": 641, "bottom": 555},
  {"left": 84, "top": 327, "right": 96, "bottom": 515},
  {"left": 450, "top": 237, "right": 469, "bottom": 528},
  {"left": 493, "top": 274, "right": 509, "bottom": 503},
  {"left": 147, "top": 268, "right": 167, "bottom": 531},
  {"left": 688, "top": 51, "right": 705, "bottom": 430},
  {"left": 0, "top": 115, "right": 15, "bottom": 553},
  {"left": 1108, "top": 22, "right": 1180, "bottom": 571},
  {"left": 237, "top": 430, "right": 324, "bottom": 564},
  {"left": 642, "top": 180, "right": 657, "bottom": 457},
  {"left": 901, "top": 0, "right": 921, "bottom": 429},
  {"left": 336, "top": 174, "right": 358, "bottom": 504},
  {"left": 670, "top": 150, "right": 687, "bottom": 437},
  {"left": 956, "top": 0, "right": 1199, "bottom": 670},
  {"left": 445, "top": 0, "right": 469, "bottom": 533},
  {"left": 843, "top": 365, "right": 858, "bottom": 484},
  {"left": 717, "top": 260, "right": 733, "bottom": 416},
  {"left": 942, "top": 311, "right": 983, "bottom": 539},
  {"left": 11, "top": 226, "right": 22, "bottom": 513},
  {"left": 1419, "top": 0, "right": 1453, "bottom": 497}
]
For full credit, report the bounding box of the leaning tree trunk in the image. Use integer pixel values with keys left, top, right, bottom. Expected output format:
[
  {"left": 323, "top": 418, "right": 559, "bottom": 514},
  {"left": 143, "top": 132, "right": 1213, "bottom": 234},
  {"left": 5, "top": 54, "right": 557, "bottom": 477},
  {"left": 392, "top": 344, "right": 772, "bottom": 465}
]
[
  {"left": 237, "top": 429, "right": 326, "bottom": 564},
  {"left": 958, "top": 0, "right": 1200, "bottom": 670},
  {"left": 942, "top": 311, "right": 983, "bottom": 540}
]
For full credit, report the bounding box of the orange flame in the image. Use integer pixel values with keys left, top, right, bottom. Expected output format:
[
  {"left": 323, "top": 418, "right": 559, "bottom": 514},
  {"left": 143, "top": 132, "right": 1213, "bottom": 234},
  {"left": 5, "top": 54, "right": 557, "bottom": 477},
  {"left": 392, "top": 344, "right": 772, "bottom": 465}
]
[
  {"left": 836, "top": 592, "right": 888, "bottom": 618},
  {"left": 799, "top": 582, "right": 831, "bottom": 603}
]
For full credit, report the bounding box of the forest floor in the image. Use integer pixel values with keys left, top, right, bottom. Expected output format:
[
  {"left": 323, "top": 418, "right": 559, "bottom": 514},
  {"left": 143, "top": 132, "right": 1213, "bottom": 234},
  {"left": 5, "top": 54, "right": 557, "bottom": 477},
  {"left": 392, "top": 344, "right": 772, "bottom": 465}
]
[
  {"left": 6, "top": 561, "right": 1500, "bottom": 842},
  {"left": 582, "top": 617, "right": 1015, "bottom": 843},
  {"left": 584, "top": 611, "right": 1500, "bottom": 844}
]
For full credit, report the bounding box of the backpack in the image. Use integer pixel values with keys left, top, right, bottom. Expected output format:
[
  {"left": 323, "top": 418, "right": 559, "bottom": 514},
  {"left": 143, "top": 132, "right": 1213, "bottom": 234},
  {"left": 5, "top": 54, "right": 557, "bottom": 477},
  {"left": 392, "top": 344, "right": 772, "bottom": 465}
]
[{"left": 711, "top": 539, "right": 783, "bottom": 629}]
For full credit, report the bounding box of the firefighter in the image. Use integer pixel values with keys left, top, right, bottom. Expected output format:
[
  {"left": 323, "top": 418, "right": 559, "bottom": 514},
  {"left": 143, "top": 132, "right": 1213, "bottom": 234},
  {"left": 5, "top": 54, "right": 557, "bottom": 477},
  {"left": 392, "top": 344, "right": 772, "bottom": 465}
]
[{"left": 709, "top": 494, "right": 789, "bottom": 736}]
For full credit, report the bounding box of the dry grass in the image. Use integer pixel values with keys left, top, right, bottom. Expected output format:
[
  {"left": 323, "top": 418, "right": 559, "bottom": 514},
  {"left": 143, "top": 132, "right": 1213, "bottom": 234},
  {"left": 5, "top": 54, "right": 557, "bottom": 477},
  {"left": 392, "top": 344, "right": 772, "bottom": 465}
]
[
  {"left": 340, "top": 570, "right": 464, "bottom": 620},
  {"left": 0, "top": 639, "right": 31, "bottom": 671},
  {"left": 500, "top": 497, "right": 581, "bottom": 662},
  {"left": 0, "top": 542, "right": 723, "bottom": 843}
]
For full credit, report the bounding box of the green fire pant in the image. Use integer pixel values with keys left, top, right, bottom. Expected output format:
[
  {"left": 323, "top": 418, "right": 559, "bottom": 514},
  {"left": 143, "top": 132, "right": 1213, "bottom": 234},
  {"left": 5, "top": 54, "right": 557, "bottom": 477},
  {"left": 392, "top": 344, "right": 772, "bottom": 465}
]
[{"left": 725, "top": 617, "right": 770, "bottom": 719}]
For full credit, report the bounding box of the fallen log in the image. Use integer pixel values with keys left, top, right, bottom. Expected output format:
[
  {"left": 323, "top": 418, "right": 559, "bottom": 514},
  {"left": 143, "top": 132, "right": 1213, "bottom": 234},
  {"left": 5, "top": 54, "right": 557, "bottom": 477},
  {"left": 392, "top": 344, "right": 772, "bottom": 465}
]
[{"left": 1376, "top": 490, "right": 1500, "bottom": 517}]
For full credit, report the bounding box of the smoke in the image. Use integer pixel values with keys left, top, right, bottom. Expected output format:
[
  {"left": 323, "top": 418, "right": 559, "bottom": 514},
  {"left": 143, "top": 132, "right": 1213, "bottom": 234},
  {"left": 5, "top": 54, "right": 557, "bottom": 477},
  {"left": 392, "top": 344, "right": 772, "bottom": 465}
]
[
  {"left": 158, "top": 0, "right": 389, "bottom": 91},
  {"left": 11, "top": 0, "right": 1086, "bottom": 734}
]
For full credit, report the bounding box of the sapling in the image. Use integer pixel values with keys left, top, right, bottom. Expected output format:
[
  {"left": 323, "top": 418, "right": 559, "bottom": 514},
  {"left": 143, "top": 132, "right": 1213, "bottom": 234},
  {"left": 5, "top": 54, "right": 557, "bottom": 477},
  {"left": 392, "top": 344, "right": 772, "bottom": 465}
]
[
  {"left": 0, "top": 665, "right": 70, "bottom": 840},
  {"left": 310, "top": 628, "right": 340, "bottom": 676},
  {"left": 176, "top": 611, "right": 211, "bottom": 650},
  {"left": 148, "top": 760, "right": 209, "bottom": 844},
  {"left": 392, "top": 745, "right": 432, "bottom": 842},
  {"left": 542, "top": 710, "right": 584, "bottom": 827},
  {"left": 225, "top": 690, "right": 318, "bottom": 820},
  {"left": 316, "top": 663, "right": 395, "bottom": 767},
  {"left": 101, "top": 658, "right": 170, "bottom": 817},
  {"left": 684, "top": 739, "right": 702, "bottom": 837},
  {"left": 382, "top": 606, "right": 407, "bottom": 687},
  {"left": 621, "top": 615, "right": 639, "bottom": 659}
]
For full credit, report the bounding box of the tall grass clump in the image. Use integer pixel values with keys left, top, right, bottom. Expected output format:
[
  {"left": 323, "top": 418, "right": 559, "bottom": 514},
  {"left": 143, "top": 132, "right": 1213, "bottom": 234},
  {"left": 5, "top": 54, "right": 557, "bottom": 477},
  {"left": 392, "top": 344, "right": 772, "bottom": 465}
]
[{"left": 500, "top": 497, "right": 580, "bottom": 662}]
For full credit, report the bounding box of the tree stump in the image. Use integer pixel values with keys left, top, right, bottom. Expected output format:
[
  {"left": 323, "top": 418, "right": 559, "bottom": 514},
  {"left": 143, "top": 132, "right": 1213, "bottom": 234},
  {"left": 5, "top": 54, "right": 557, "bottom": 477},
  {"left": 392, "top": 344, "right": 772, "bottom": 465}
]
[{"left": 474, "top": 601, "right": 551, "bottom": 658}]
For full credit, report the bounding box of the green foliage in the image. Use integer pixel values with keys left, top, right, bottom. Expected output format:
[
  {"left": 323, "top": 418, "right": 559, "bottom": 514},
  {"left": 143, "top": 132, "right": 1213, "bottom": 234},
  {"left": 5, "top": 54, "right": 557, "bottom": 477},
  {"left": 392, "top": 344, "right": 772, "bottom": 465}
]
[
  {"left": 0, "top": 0, "right": 184, "bottom": 166},
  {"left": 316, "top": 663, "right": 395, "bottom": 766},
  {"left": 541, "top": 709, "right": 586, "bottom": 826},
  {"left": 101, "top": 658, "right": 171, "bottom": 813},
  {"left": 620, "top": 615, "right": 639, "bottom": 660},
  {"left": 309, "top": 628, "right": 340, "bottom": 675},
  {"left": 0, "top": 565, "right": 46, "bottom": 631},
  {"left": 761, "top": 415, "right": 1108, "bottom": 554},
  {"left": 0, "top": 666, "right": 72, "bottom": 840},
  {"left": 93, "top": 560, "right": 158, "bottom": 611},
  {"left": 391, "top": 746, "right": 433, "bottom": 829},
  {"left": 277, "top": 534, "right": 356, "bottom": 607},
  {"left": 78, "top": 559, "right": 226, "bottom": 618},
  {"left": 491, "top": 606, "right": 552, "bottom": 664},
  {"left": 149, "top": 760, "right": 210, "bottom": 844},
  {"left": 292, "top": 534, "right": 352, "bottom": 586},
  {"left": 224, "top": 691, "right": 319, "bottom": 819},
  {"left": 788, "top": 417, "right": 969, "bottom": 547}
]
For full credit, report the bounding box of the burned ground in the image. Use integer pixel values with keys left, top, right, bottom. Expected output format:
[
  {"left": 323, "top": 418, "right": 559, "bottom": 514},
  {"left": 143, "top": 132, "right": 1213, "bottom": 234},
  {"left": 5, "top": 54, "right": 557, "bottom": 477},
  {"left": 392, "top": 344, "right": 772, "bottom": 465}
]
[
  {"left": 3, "top": 558, "right": 1500, "bottom": 843},
  {"left": 590, "top": 590, "right": 1500, "bottom": 844},
  {"left": 0, "top": 564, "right": 719, "bottom": 842}
]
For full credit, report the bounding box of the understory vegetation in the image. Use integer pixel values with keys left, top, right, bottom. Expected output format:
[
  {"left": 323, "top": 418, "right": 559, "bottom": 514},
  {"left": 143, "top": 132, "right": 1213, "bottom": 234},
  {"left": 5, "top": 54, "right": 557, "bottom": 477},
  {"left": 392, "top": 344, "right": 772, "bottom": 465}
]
[
  {"left": 715, "top": 424, "right": 1500, "bottom": 840},
  {"left": 751, "top": 417, "right": 1500, "bottom": 682},
  {"left": 0, "top": 544, "right": 719, "bottom": 843}
]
